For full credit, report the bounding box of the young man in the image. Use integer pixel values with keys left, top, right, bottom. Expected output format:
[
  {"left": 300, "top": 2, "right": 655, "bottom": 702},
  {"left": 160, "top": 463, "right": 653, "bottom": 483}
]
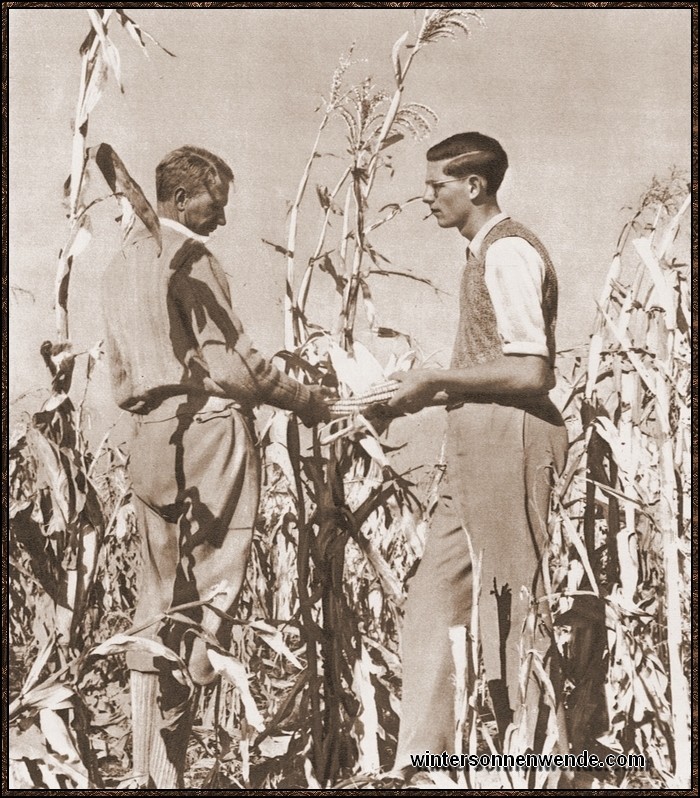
[
  {"left": 387, "top": 133, "right": 569, "bottom": 767},
  {"left": 102, "top": 146, "right": 329, "bottom": 788}
]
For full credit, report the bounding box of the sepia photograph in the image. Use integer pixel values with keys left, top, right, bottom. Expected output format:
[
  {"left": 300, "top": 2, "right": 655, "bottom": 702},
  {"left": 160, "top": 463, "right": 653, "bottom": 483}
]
[{"left": 6, "top": 4, "right": 694, "bottom": 791}]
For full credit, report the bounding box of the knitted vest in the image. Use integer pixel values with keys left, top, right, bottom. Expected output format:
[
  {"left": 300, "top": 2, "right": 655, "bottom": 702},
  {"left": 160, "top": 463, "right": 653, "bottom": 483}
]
[{"left": 450, "top": 219, "right": 558, "bottom": 369}]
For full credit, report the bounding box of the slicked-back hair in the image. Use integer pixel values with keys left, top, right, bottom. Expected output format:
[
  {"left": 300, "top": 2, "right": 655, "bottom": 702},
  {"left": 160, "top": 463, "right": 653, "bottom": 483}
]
[
  {"left": 426, "top": 133, "right": 508, "bottom": 194},
  {"left": 156, "top": 146, "right": 234, "bottom": 203}
]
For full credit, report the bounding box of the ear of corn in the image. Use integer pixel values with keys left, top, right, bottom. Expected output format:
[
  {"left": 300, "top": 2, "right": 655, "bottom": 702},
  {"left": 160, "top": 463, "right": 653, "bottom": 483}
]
[{"left": 327, "top": 380, "right": 400, "bottom": 416}]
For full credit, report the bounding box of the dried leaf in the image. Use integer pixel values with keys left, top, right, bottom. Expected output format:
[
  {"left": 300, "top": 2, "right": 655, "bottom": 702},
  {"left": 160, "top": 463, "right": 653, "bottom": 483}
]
[
  {"left": 391, "top": 30, "right": 409, "bottom": 84},
  {"left": 9, "top": 724, "right": 48, "bottom": 762},
  {"left": 585, "top": 333, "right": 604, "bottom": 400},
  {"left": 39, "top": 709, "right": 85, "bottom": 775},
  {"left": 263, "top": 410, "right": 296, "bottom": 495},
  {"left": 360, "top": 279, "right": 378, "bottom": 331},
  {"left": 8, "top": 761, "right": 35, "bottom": 789},
  {"left": 20, "top": 639, "right": 56, "bottom": 698},
  {"left": 656, "top": 192, "right": 690, "bottom": 261},
  {"left": 86, "top": 143, "right": 161, "bottom": 252},
  {"left": 207, "top": 650, "right": 265, "bottom": 732},
  {"left": 350, "top": 644, "right": 380, "bottom": 773},
  {"left": 27, "top": 428, "right": 72, "bottom": 525},
  {"left": 315, "top": 184, "right": 342, "bottom": 215},
  {"left": 359, "top": 434, "right": 390, "bottom": 469},
  {"left": 12, "top": 682, "right": 75, "bottom": 715},
  {"left": 261, "top": 238, "right": 294, "bottom": 259},
  {"left": 376, "top": 326, "right": 409, "bottom": 340},
  {"left": 328, "top": 340, "right": 385, "bottom": 394},
  {"left": 87, "top": 10, "right": 122, "bottom": 91},
  {"left": 318, "top": 253, "right": 347, "bottom": 293},
  {"left": 113, "top": 503, "right": 134, "bottom": 541},
  {"left": 116, "top": 10, "right": 176, "bottom": 57},
  {"left": 91, "top": 632, "right": 183, "bottom": 664},
  {"left": 249, "top": 620, "right": 303, "bottom": 669},
  {"left": 65, "top": 216, "right": 93, "bottom": 261},
  {"left": 633, "top": 237, "right": 676, "bottom": 331},
  {"left": 116, "top": 195, "right": 137, "bottom": 240},
  {"left": 257, "top": 733, "right": 292, "bottom": 758},
  {"left": 380, "top": 132, "right": 404, "bottom": 151},
  {"left": 77, "top": 51, "right": 108, "bottom": 127}
]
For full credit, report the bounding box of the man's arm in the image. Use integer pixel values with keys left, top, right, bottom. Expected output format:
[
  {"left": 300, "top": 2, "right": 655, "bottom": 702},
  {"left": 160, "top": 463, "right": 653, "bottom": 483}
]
[
  {"left": 170, "top": 249, "right": 329, "bottom": 424},
  {"left": 386, "top": 355, "right": 553, "bottom": 414},
  {"left": 387, "top": 234, "right": 554, "bottom": 414}
]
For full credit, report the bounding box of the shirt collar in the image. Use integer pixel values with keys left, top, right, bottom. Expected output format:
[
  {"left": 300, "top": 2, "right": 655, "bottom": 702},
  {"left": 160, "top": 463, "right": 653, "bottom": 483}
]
[
  {"left": 159, "top": 217, "right": 210, "bottom": 244},
  {"left": 467, "top": 212, "right": 510, "bottom": 257}
]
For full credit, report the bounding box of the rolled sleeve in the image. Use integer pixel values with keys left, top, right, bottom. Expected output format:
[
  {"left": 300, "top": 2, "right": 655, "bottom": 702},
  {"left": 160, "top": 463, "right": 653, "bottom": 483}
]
[
  {"left": 483, "top": 237, "right": 550, "bottom": 359},
  {"left": 170, "top": 251, "right": 312, "bottom": 412}
]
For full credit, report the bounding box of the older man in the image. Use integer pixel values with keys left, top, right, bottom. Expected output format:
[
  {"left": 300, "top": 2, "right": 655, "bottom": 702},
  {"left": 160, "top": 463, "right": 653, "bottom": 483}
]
[
  {"left": 102, "top": 146, "right": 329, "bottom": 787},
  {"left": 387, "top": 133, "right": 569, "bottom": 769}
]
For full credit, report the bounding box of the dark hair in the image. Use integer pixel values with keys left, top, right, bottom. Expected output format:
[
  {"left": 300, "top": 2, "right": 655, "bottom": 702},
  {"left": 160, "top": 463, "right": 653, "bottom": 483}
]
[
  {"left": 156, "top": 146, "right": 234, "bottom": 202},
  {"left": 426, "top": 133, "right": 508, "bottom": 193}
]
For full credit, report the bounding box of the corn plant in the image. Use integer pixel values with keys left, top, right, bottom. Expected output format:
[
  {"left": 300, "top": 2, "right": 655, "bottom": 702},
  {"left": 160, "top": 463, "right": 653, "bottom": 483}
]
[
  {"left": 250, "top": 10, "right": 484, "bottom": 787},
  {"left": 546, "top": 172, "right": 691, "bottom": 788},
  {"left": 9, "top": 10, "right": 172, "bottom": 788}
]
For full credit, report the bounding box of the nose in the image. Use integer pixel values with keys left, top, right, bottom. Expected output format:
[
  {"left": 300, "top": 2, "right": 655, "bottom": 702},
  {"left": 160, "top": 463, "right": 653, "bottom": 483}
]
[
  {"left": 217, "top": 208, "right": 226, "bottom": 226},
  {"left": 422, "top": 185, "right": 435, "bottom": 204}
]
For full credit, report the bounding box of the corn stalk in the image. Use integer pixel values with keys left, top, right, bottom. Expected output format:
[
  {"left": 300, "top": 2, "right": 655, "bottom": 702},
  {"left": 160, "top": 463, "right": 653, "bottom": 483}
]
[
  {"left": 9, "top": 10, "right": 171, "bottom": 789},
  {"left": 548, "top": 172, "right": 691, "bottom": 787},
  {"left": 259, "top": 10, "right": 483, "bottom": 786}
]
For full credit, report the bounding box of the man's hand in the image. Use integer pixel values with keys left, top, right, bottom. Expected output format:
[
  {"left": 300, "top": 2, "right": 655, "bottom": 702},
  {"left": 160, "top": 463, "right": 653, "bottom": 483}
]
[
  {"left": 299, "top": 385, "right": 333, "bottom": 427},
  {"left": 385, "top": 370, "right": 438, "bottom": 416}
]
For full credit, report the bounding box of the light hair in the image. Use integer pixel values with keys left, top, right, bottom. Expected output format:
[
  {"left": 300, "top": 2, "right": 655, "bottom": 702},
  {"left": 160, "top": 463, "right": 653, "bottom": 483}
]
[{"left": 156, "top": 146, "right": 234, "bottom": 202}]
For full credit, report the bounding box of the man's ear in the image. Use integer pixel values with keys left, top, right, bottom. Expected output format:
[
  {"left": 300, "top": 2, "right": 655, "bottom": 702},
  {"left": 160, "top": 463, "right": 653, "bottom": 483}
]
[
  {"left": 467, "top": 174, "right": 487, "bottom": 199},
  {"left": 174, "top": 186, "right": 188, "bottom": 210}
]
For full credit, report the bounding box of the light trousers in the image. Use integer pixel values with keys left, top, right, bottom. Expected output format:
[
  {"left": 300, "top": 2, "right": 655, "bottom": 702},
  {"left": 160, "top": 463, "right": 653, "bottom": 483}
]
[
  {"left": 395, "top": 399, "right": 568, "bottom": 765},
  {"left": 125, "top": 395, "right": 260, "bottom": 683}
]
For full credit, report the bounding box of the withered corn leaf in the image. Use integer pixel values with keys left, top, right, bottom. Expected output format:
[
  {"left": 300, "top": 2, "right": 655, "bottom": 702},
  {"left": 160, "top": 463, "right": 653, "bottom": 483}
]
[{"left": 87, "top": 143, "right": 161, "bottom": 253}]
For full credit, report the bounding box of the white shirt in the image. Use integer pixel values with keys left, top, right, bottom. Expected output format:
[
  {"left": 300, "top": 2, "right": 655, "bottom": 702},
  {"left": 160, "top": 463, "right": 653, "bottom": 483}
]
[
  {"left": 467, "top": 213, "right": 550, "bottom": 359},
  {"left": 159, "top": 217, "right": 210, "bottom": 244}
]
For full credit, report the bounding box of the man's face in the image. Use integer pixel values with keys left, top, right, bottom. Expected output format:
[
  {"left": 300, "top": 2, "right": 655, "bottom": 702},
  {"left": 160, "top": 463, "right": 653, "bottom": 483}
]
[
  {"left": 183, "top": 176, "right": 230, "bottom": 236},
  {"left": 422, "top": 159, "right": 472, "bottom": 232}
]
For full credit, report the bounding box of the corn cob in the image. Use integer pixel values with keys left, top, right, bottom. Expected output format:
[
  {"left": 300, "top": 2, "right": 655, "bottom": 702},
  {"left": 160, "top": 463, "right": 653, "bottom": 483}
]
[{"left": 327, "top": 380, "right": 400, "bottom": 417}]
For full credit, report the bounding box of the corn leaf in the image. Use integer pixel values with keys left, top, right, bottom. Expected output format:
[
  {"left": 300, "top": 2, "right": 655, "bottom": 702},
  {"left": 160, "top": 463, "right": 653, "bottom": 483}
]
[
  {"left": 249, "top": 620, "right": 303, "bottom": 670},
  {"left": 328, "top": 340, "right": 385, "bottom": 393},
  {"left": 391, "top": 31, "right": 409, "bottom": 84},
  {"left": 350, "top": 644, "right": 380, "bottom": 774},
  {"left": 86, "top": 143, "right": 161, "bottom": 252},
  {"left": 116, "top": 10, "right": 176, "bottom": 57},
  {"left": 90, "top": 632, "right": 183, "bottom": 664},
  {"left": 77, "top": 51, "right": 108, "bottom": 128},
  {"left": 87, "top": 10, "right": 122, "bottom": 91},
  {"left": 208, "top": 650, "right": 265, "bottom": 733}
]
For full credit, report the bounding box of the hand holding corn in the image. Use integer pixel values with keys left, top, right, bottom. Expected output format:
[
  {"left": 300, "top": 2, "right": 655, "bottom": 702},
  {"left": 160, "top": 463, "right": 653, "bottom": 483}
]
[
  {"left": 325, "top": 370, "right": 443, "bottom": 419},
  {"left": 384, "top": 370, "right": 441, "bottom": 415},
  {"left": 299, "top": 384, "right": 334, "bottom": 427}
]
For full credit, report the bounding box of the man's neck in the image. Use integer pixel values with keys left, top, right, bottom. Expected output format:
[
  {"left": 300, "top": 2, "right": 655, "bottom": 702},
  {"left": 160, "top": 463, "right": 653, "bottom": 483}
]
[
  {"left": 158, "top": 215, "right": 210, "bottom": 244},
  {"left": 460, "top": 202, "right": 501, "bottom": 241},
  {"left": 157, "top": 201, "right": 179, "bottom": 225}
]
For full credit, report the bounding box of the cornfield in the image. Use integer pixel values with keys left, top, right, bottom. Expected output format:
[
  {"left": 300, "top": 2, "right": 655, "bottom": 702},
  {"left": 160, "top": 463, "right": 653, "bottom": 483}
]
[{"left": 7, "top": 9, "right": 692, "bottom": 791}]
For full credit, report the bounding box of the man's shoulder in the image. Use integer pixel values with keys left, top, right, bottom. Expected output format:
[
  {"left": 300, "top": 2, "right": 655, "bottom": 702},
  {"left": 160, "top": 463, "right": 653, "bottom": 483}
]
[
  {"left": 486, "top": 218, "right": 540, "bottom": 244},
  {"left": 484, "top": 219, "right": 553, "bottom": 264}
]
